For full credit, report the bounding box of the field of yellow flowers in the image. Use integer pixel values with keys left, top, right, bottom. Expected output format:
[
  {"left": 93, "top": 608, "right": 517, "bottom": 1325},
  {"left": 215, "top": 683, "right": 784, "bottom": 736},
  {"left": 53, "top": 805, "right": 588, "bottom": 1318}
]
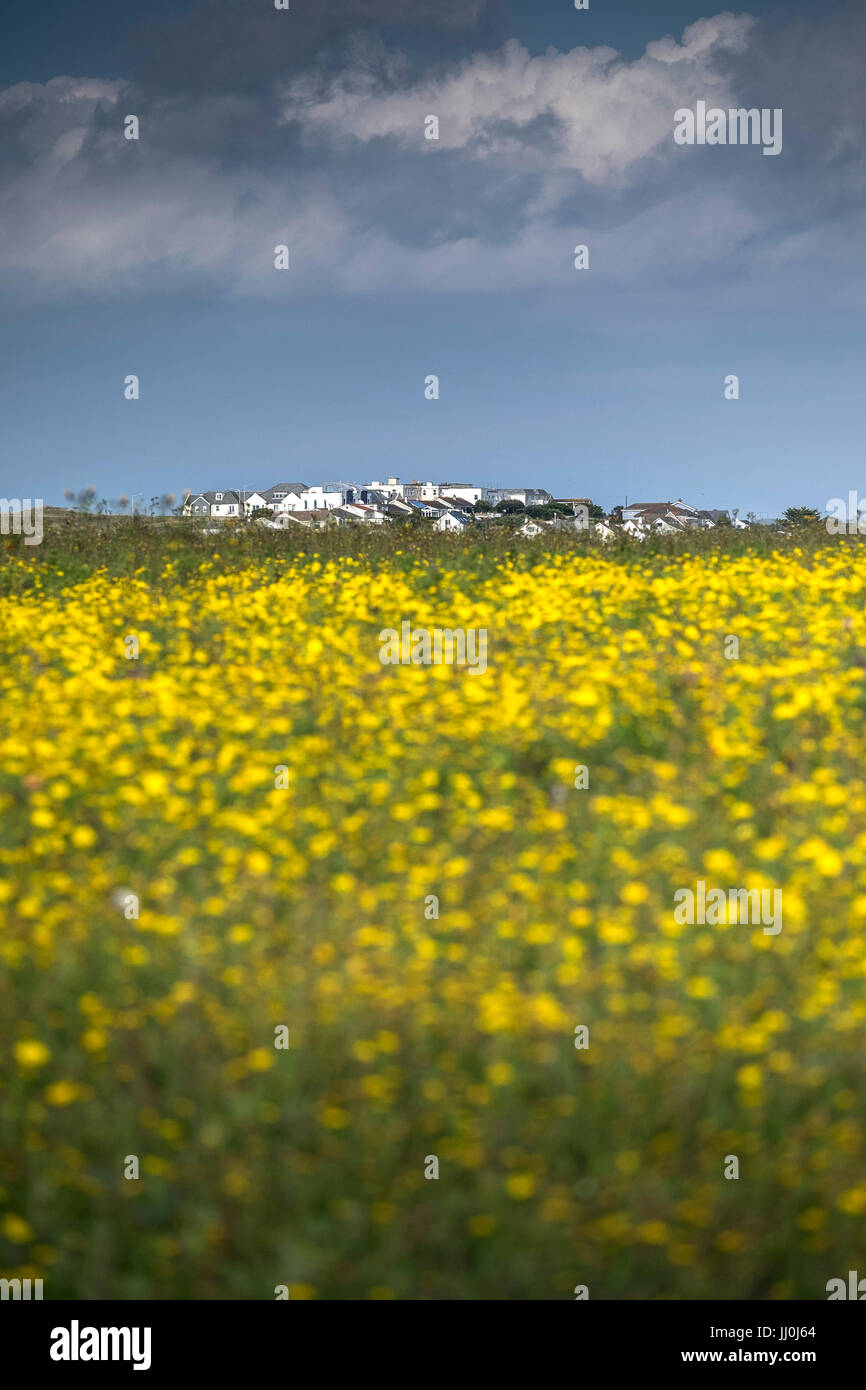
[{"left": 2, "top": 529, "right": 865, "bottom": 1299}]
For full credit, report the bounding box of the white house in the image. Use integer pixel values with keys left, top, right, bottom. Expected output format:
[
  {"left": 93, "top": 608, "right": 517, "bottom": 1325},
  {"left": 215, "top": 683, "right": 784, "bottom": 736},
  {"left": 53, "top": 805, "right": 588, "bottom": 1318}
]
[
  {"left": 443, "top": 484, "right": 483, "bottom": 505},
  {"left": 183, "top": 490, "right": 240, "bottom": 518},
  {"left": 242, "top": 492, "right": 270, "bottom": 516},
  {"left": 263, "top": 483, "right": 307, "bottom": 513},
  {"left": 288, "top": 485, "right": 344, "bottom": 512},
  {"left": 485, "top": 487, "right": 554, "bottom": 506},
  {"left": 209, "top": 490, "right": 240, "bottom": 518},
  {"left": 436, "top": 509, "right": 470, "bottom": 533},
  {"left": 366, "top": 477, "right": 405, "bottom": 500}
]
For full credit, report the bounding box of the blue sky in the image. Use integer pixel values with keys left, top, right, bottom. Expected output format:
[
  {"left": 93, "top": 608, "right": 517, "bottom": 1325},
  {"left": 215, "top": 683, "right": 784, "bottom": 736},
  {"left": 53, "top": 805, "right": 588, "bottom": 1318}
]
[{"left": 0, "top": 0, "right": 861, "bottom": 513}]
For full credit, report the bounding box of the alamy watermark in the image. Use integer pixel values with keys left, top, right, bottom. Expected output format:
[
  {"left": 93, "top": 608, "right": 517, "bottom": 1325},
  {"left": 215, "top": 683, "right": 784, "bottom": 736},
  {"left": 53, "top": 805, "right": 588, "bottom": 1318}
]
[
  {"left": 674, "top": 102, "right": 782, "bottom": 156},
  {"left": 827, "top": 1270, "right": 866, "bottom": 1300},
  {"left": 50, "top": 1322, "right": 151, "bottom": 1370},
  {"left": 379, "top": 621, "right": 488, "bottom": 675},
  {"left": 825, "top": 493, "right": 866, "bottom": 533},
  {"left": 1, "top": 1276, "right": 43, "bottom": 1299},
  {"left": 0, "top": 498, "right": 43, "bottom": 545},
  {"left": 674, "top": 880, "right": 782, "bottom": 935}
]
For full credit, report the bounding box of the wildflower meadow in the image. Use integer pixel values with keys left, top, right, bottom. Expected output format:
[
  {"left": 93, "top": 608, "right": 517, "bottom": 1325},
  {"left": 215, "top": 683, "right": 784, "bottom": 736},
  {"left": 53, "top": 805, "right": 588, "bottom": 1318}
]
[{"left": 1, "top": 521, "right": 864, "bottom": 1299}]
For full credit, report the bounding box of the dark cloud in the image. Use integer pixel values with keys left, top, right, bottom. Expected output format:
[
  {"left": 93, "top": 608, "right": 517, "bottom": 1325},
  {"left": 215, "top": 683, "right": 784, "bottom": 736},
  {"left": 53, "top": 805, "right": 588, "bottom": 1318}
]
[
  {"left": 132, "top": 0, "right": 499, "bottom": 97},
  {"left": 0, "top": 6, "right": 863, "bottom": 308}
]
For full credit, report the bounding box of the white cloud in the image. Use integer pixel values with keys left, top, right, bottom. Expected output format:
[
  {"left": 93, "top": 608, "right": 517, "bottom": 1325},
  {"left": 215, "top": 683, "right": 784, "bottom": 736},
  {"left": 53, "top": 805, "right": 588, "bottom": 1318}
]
[{"left": 281, "top": 15, "right": 755, "bottom": 184}]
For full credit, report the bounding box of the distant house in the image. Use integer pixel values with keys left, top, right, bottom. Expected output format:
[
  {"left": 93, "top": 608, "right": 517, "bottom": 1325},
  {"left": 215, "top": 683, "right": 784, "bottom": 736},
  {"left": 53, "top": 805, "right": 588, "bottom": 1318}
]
[
  {"left": 436, "top": 509, "right": 470, "bottom": 533},
  {"left": 185, "top": 490, "right": 241, "bottom": 518},
  {"left": 358, "top": 488, "right": 389, "bottom": 508},
  {"left": 484, "top": 487, "right": 554, "bottom": 507},
  {"left": 439, "top": 494, "right": 473, "bottom": 513},
  {"left": 273, "top": 508, "right": 334, "bottom": 529},
  {"left": 263, "top": 483, "right": 308, "bottom": 513},
  {"left": 289, "top": 485, "right": 343, "bottom": 512},
  {"left": 337, "top": 502, "right": 387, "bottom": 524},
  {"left": 365, "top": 477, "right": 406, "bottom": 499},
  {"left": 647, "top": 515, "right": 683, "bottom": 534},
  {"left": 242, "top": 492, "right": 271, "bottom": 516},
  {"left": 622, "top": 500, "right": 714, "bottom": 531},
  {"left": 330, "top": 482, "right": 366, "bottom": 505},
  {"left": 386, "top": 499, "right": 415, "bottom": 520},
  {"left": 213, "top": 491, "right": 241, "bottom": 517},
  {"left": 442, "top": 484, "right": 483, "bottom": 505},
  {"left": 554, "top": 497, "right": 593, "bottom": 513},
  {"left": 517, "top": 519, "right": 547, "bottom": 538}
]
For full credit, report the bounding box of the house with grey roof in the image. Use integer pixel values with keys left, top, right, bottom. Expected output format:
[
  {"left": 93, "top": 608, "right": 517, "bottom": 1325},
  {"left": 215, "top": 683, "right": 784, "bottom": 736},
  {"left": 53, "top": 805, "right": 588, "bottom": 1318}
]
[
  {"left": 183, "top": 490, "right": 241, "bottom": 518},
  {"left": 262, "top": 483, "right": 308, "bottom": 512},
  {"left": 435, "top": 509, "right": 470, "bottom": 533}
]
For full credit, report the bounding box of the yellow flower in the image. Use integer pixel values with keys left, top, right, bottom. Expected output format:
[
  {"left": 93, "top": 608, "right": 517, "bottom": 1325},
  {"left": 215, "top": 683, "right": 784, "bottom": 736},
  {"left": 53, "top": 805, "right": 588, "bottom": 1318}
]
[
  {"left": 837, "top": 1185, "right": 866, "bottom": 1216},
  {"left": 736, "top": 1064, "right": 763, "bottom": 1089},
  {"left": 44, "top": 1080, "right": 84, "bottom": 1106},
  {"left": 2, "top": 1214, "right": 34, "bottom": 1244},
  {"left": 14, "top": 1039, "right": 51, "bottom": 1069},
  {"left": 620, "top": 882, "right": 649, "bottom": 904},
  {"left": 321, "top": 1106, "right": 350, "bottom": 1130},
  {"left": 636, "top": 1221, "right": 670, "bottom": 1245},
  {"left": 688, "top": 973, "right": 718, "bottom": 1000}
]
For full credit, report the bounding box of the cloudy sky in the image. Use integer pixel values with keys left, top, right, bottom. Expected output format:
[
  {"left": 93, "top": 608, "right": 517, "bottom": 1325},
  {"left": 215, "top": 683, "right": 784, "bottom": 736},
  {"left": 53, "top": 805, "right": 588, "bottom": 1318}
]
[{"left": 1, "top": 0, "right": 862, "bottom": 512}]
